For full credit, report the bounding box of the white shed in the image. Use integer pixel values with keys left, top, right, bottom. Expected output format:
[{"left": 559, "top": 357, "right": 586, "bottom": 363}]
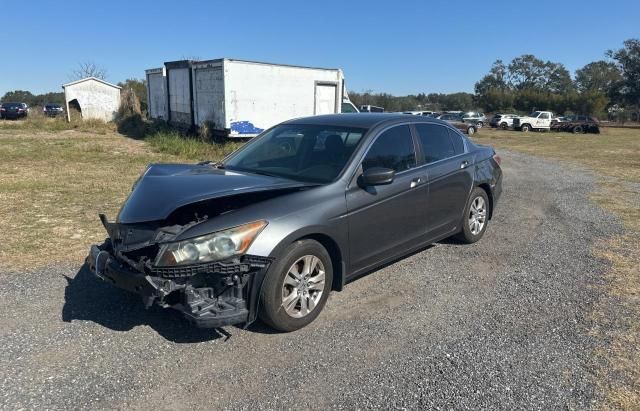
[{"left": 62, "top": 77, "right": 121, "bottom": 122}]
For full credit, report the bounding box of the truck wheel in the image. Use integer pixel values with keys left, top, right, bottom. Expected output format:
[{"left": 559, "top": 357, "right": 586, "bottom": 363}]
[
  {"left": 455, "top": 187, "right": 490, "bottom": 244},
  {"left": 259, "top": 239, "right": 333, "bottom": 332},
  {"left": 521, "top": 124, "right": 531, "bottom": 132},
  {"left": 500, "top": 122, "right": 508, "bottom": 130},
  {"left": 573, "top": 125, "right": 583, "bottom": 134}
]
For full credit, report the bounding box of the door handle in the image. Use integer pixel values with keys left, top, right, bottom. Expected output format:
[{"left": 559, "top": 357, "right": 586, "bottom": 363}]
[
  {"left": 410, "top": 177, "right": 423, "bottom": 188},
  {"left": 460, "top": 160, "right": 470, "bottom": 169}
]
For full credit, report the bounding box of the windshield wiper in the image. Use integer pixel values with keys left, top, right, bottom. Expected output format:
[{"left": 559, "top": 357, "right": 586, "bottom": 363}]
[{"left": 198, "top": 160, "right": 225, "bottom": 169}]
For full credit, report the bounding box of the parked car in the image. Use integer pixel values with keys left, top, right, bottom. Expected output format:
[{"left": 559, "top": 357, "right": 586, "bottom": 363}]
[
  {"left": 550, "top": 115, "right": 600, "bottom": 134},
  {"left": 437, "top": 113, "right": 462, "bottom": 121},
  {"left": 360, "top": 105, "right": 385, "bottom": 113},
  {"left": 489, "top": 113, "right": 518, "bottom": 129},
  {"left": 43, "top": 103, "right": 64, "bottom": 117},
  {"left": 461, "top": 111, "right": 486, "bottom": 128},
  {"left": 87, "top": 113, "right": 502, "bottom": 331},
  {"left": 0, "top": 102, "right": 29, "bottom": 120},
  {"left": 403, "top": 111, "right": 437, "bottom": 117},
  {"left": 436, "top": 113, "right": 478, "bottom": 135},
  {"left": 513, "top": 111, "right": 555, "bottom": 132}
]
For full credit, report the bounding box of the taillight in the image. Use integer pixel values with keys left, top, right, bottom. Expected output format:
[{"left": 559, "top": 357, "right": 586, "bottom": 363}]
[{"left": 493, "top": 153, "right": 502, "bottom": 166}]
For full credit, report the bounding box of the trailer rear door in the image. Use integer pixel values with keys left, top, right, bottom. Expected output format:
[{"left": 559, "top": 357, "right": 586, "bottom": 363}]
[
  {"left": 314, "top": 83, "right": 338, "bottom": 115},
  {"left": 194, "top": 67, "right": 224, "bottom": 127}
]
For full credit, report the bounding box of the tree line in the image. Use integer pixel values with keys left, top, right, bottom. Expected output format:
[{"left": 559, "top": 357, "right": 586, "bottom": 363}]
[{"left": 353, "top": 38, "right": 639, "bottom": 118}]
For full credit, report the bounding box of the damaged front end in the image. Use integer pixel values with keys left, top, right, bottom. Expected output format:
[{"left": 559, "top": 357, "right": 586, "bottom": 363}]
[{"left": 86, "top": 214, "right": 272, "bottom": 328}]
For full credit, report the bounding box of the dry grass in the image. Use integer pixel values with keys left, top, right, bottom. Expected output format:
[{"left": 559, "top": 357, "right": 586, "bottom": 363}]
[
  {"left": 0, "top": 124, "right": 241, "bottom": 270},
  {"left": 474, "top": 127, "right": 640, "bottom": 409}
]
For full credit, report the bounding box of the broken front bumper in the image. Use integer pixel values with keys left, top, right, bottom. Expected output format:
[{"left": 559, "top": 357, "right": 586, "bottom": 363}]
[{"left": 86, "top": 244, "right": 271, "bottom": 328}]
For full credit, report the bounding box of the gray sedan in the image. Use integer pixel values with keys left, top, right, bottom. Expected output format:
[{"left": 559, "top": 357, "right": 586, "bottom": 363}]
[{"left": 87, "top": 114, "right": 503, "bottom": 331}]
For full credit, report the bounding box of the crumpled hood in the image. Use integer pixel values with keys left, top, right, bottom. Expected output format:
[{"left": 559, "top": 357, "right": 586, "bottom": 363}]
[{"left": 117, "top": 163, "right": 309, "bottom": 223}]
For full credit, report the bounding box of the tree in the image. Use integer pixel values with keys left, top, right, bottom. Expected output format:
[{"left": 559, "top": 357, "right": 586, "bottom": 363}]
[
  {"left": 607, "top": 38, "right": 640, "bottom": 106},
  {"left": 1, "top": 90, "right": 35, "bottom": 104},
  {"left": 118, "top": 78, "right": 148, "bottom": 113},
  {"left": 508, "top": 55, "right": 548, "bottom": 89},
  {"left": 70, "top": 61, "right": 107, "bottom": 81},
  {"left": 574, "top": 60, "right": 623, "bottom": 96},
  {"left": 543, "top": 62, "right": 573, "bottom": 94}
]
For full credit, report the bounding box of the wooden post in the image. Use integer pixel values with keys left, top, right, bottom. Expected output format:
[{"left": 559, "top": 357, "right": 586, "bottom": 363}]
[{"left": 64, "top": 88, "right": 70, "bottom": 122}]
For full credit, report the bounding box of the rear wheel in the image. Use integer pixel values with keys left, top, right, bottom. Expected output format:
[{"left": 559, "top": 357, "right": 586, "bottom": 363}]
[
  {"left": 573, "top": 125, "right": 583, "bottom": 134},
  {"left": 259, "top": 239, "right": 333, "bottom": 332},
  {"left": 500, "top": 122, "right": 508, "bottom": 130},
  {"left": 455, "top": 187, "right": 489, "bottom": 244},
  {"left": 467, "top": 126, "right": 476, "bottom": 136},
  {"left": 476, "top": 121, "right": 484, "bottom": 128}
]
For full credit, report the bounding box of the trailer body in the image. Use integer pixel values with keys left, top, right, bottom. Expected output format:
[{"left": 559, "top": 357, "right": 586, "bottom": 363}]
[{"left": 147, "top": 58, "right": 352, "bottom": 137}]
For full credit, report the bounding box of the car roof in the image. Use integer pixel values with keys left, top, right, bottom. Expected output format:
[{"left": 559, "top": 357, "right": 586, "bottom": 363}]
[{"left": 283, "top": 113, "right": 453, "bottom": 129}]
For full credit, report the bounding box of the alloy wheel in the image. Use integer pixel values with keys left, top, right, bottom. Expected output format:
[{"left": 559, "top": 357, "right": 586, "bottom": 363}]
[
  {"left": 468, "top": 196, "right": 487, "bottom": 235},
  {"left": 281, "top": 255, "right": 326, "bottom": 318}
]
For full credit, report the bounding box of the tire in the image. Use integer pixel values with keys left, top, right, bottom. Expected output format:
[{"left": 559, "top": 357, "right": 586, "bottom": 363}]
[
  {"left": 455, "top": 187, "right": 490, "bottom": 244},
  {"left": 476, "top": 121, "right": 484, "bottom": 128},
  {"left": 259, "top": 239, "right": 333, "bottom": 332},
  {"left": 521, "top": 124, "right": 531, "bottom": 132},
  {"left": 500, "top": 122, "right": 508, "bottom": 130},
  {"left": 573, "top": 125, "right": 583, "bottom": 134},
  {"left": 467, "top": 126, "right": 476, "bottom": 136}
]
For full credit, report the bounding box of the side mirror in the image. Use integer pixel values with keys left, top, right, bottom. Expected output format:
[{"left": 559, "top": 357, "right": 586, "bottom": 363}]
[{"left": 360, "top": 167, "right": 395, "bottom": 186}]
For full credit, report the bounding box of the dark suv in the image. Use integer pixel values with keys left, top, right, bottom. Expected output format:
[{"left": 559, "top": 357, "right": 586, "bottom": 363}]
[
  {"left": 0, "top": 102, "right": 29, "bottom": 120},
  {"left": 44, "top": 103, "right": 64, "bottom": 117}
]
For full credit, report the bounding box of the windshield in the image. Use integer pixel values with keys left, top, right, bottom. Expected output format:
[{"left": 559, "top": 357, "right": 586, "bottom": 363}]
[{"left": 224, "top": 124, "right": 368, "bottom": 184}]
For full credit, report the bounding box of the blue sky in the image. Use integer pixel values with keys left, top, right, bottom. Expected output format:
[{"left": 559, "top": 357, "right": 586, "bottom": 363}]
[{"left": 1, "top": 0, "right": 638, "bottom": 97}]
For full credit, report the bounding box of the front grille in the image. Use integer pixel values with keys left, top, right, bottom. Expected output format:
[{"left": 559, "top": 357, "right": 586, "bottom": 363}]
[{"left": 150, "top": 255, "right": 272, "bottom": 278}]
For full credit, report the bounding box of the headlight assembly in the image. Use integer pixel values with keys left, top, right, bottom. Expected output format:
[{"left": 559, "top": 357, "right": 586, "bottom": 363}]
[{"left": 154, "top": 220, "right": 267, "bottom": 267}]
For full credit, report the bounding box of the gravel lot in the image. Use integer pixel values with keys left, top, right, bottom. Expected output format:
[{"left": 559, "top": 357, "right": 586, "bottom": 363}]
[{"left": 0, "top": 150, "right": 622, "bottom": 409}]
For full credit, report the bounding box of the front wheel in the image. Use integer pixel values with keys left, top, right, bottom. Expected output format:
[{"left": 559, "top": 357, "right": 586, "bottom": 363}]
[
  {"left": 521, "top": 124, "right": 531, "bottom": 132},
  {"left": 467, "top": 126, "right": 476, "bottom": 136},
  {"left": 455, "top": 187, "right": 490, "bottom": 244},
  {"left": 259, "top": 239, "right": 333, "bottom": 332}
]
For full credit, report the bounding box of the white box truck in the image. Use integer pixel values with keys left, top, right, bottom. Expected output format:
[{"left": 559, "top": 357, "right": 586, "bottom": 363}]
[{"left": 147, "top": 58, "right": 359, "bottom": 138}]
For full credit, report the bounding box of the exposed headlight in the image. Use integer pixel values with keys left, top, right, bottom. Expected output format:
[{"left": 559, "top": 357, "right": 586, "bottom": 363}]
[{"left": 154, "top": 220, "right": 267, "bottom": 267}]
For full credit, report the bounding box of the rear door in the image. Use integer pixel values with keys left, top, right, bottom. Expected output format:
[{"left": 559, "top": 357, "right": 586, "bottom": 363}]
[
  {"left": 194, "top": 66, "right": 224, "bottom": 127},
  {"left": 346, "top": 125, "right": 428, "bottom": 274},
  {"left": 314, "top": 83, "right": 337, "bottom": 115},
  {"left": 415, "top": 124, "right": 474, "bottom": 238}
]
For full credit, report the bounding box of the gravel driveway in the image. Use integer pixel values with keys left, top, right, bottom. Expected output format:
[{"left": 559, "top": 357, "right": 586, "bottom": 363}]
[{"left": 0, "top": 150, "right": 621, "bottom": 410}]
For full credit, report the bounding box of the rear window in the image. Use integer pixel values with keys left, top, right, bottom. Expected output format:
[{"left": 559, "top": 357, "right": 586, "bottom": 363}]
[
  {"left": 1, "top": 103, "right": 21, "bottom": 109},
  {"left": 415, "top": 124, "right": 456, "bottom": 163}
]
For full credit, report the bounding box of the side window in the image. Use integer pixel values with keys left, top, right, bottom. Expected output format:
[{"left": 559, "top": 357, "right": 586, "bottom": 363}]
[
  {"left": 341, "top": 102, "right": 358, "bottom": 113},
  {"left": 415, "top": 124, "right": 456, "bottom": 163},
  {"left": 447, "top": 128, "right": 465, "bottom": 155},
  {"left": 540, "top": 112, "right": 550, "bottom": 119},
  {"left": 362, "top": 125, "right": 416, "bottom": 173}
]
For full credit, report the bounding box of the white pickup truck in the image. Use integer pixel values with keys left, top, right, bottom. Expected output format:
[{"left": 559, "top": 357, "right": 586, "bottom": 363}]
[{"left": 513, "top": 111, "right": 554, "bottom": 132}]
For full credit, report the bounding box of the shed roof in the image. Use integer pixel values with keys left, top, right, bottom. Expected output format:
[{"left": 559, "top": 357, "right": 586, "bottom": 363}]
[{"left": 62, "top": 77, "right": 121, "bottom": 89}]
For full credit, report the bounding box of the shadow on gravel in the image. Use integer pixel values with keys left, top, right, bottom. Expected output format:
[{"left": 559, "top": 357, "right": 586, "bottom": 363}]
[{"left": 61, "top": 264, "right": 225, "bottom": 343}]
